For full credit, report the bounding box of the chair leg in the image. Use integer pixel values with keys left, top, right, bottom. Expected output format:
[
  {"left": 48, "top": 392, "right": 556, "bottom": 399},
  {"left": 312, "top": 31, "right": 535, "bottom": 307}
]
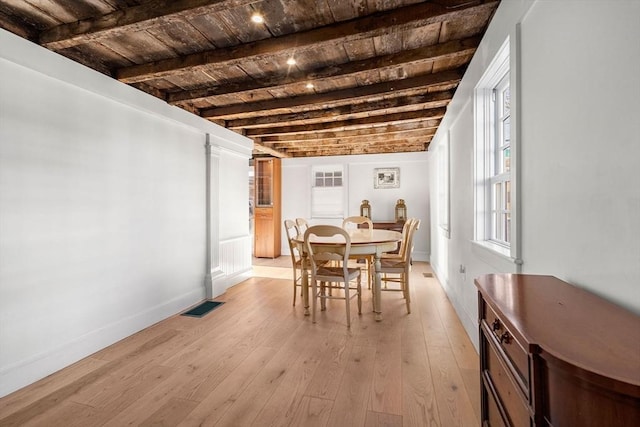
[
  {"left": 403, "top": 272, "right": 411, "bottom": 314},
  {"left": 371, "top": 277, "right": 376, "bottom": 311},
  {"left": 311, "top": 279, "right": 318, "bottom": 323},
  {"left": 292, "top": 269, "right": 297, "bottom": 306},
  {"left": 357, "top": 275, "right": 362, "bottom": 315},
  {"left": 344, "top": 282, "right": 351, "bottom": 328},
  {"left": 320, "top": 281, "right": 327, "bottom": 311}
]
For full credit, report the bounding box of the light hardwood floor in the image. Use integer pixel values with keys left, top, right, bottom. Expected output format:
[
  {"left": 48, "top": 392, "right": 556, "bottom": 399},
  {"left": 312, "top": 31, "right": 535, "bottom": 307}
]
[{"left": 0, "top": 259, "right": 480, "bottom": 427}]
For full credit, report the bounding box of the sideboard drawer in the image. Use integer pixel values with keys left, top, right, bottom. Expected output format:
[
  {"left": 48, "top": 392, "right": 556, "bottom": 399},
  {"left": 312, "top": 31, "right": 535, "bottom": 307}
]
[
  {"left": 484, "top": 334, "right": 531, "bottom": 427},
  {"left": 483, "top": 376, "right": 508, "bottom": 427},
  {"left": 483, "top": 302, "right": 529, "bottom": 394}
]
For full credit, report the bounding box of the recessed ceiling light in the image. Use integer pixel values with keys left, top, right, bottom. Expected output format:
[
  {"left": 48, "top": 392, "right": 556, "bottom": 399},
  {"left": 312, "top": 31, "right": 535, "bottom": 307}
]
[
  {"left": 286, "top": 57, "right": 296, "bottom": 66},
  {"left": 251, "top": 13, "right": 264, "bottom": 24},
  {"left": 306, "top": 83, "right": 314, "bottom": 89}
]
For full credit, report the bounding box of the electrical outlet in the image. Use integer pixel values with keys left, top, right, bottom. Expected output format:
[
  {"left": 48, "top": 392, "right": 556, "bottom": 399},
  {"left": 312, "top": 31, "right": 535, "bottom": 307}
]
[{"left": 459, "top": 264, "right": 466, "bottom": 274}]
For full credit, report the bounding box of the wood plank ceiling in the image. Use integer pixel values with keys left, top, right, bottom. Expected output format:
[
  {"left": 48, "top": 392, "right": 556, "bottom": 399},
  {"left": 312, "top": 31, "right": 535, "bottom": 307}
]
[{"left": 0, "top": 0, "right": 500, "bottom": 158}]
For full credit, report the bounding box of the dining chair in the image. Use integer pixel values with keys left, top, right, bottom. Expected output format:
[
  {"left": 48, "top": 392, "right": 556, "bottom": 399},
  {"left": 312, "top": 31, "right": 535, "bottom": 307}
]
[
  {"left": 342, "top": 216, "right": 374, "bottom": 288},
  {"left": 378, "top": 219, "right": 419, "bottom": 314},
  {"left": 295, "top": 218, "right": 309, "bottom": 235},
  {"left": 284, "top": 219, "right": 304, "bottom": 306},
  {"left": 381, "top": 218, "right": 415, "bottom": 261},
  {"left": 304, "top": 225, "right": 362, "bottom": 327}
]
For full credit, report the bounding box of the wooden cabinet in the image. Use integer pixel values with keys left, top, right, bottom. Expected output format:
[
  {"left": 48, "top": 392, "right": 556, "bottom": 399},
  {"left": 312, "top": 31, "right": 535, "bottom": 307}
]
[
  {"left": 254, "top": 157, "right": 281, "bottom": 258},
  {"left": 475, "top": 274, "right": 640, "bottom": 427},
  {"left": 370, "top": 220, "right": 405, "bottom": 232}
]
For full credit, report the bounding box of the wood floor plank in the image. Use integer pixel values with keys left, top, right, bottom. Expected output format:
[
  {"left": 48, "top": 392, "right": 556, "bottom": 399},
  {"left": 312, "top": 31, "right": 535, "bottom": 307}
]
[
  {"left": 445, "top": 321, "right": 480, "bottom": 371},
  {"left": 212, "top": 321, "right": 325, "bottom": 426},
  {"left": 90, "top": 319, "right": 179, "bottom": 362},
  {"left": 415, "top": 286, "right": 451, "bottom": 348},
  {"left": 364, "top": 410, "right": 404, "bottom": 427},
  {"left": 370, "top": 319, "right": 403, "bottom": 415},
  {"left": 74, "top": 364, "right": 174, "bottom": 413},
  {"left": 138, "top": 397, "right": 200, "bottom": 427},
  {"left": 459, "top": 367, "right": 481, "bottom": 420},
  {"left": 427, "top": 344, "right": 479, "bottom": 427},
  {"left": 400, "top": 311, "right": 441, "bottom": 427},
  {"left": 287, "top": 396, "right": 333, "bottom": 427},
  {"left": 252, "top": 323, "right": 332, "bottom": 426},
  {"left": 0, "top": 357, "right": 108, "bottom": 418},
  {"left": 176, "top": 345, "right": 279, "bottom": 427},
  {"left": 326, "top": 344, "right": 376, "bottom": 427},
  {"left": 304, "top": 330, "right": 354, "bottom": 400},
  {"left": 21, "top": 401, "right": 105, "bottom": 427}
]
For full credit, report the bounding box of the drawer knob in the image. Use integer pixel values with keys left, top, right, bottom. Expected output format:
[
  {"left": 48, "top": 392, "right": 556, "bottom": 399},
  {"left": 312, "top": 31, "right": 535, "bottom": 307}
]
[
  {"left": 500, "top": 332, "right": 511, "bottom": 344},
  {"left": 492, "top": 319, "right": 501, "bottom": 331}
]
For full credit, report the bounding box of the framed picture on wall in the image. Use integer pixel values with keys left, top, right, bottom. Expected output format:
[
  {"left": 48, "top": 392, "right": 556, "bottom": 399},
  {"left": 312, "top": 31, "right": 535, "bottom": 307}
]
[{"left": 374, "top": 167, "right": 400, "bottom": 189}]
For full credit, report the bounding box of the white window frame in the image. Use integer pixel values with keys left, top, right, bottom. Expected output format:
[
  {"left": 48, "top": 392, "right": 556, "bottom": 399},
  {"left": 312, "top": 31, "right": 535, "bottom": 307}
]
[
  {"left": 311, "top": 164, "right": 344, "bottom": 218},
  {"left": 473, "top": 36, "right": 521, "bottom": 266},
  {"left": 490, "top": 73, "right": 511, "bottom": 246}
]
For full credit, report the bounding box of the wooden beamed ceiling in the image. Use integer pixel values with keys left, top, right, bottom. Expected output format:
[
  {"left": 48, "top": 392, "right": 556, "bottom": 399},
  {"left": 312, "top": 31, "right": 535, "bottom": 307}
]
[{"left": 0, "top": 0, "right": 500, "bottom": 158}]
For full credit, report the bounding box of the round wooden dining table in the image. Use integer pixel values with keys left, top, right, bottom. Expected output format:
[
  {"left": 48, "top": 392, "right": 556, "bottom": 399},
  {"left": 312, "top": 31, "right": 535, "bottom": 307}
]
[{"left": 294, "top": 228, "right": 402, "bottom": 321}]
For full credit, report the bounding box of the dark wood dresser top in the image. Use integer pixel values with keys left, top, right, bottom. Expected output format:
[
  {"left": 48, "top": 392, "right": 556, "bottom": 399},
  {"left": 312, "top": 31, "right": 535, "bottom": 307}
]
[{"left": 475, "top": 274, "right": 640, "bottom": 388}]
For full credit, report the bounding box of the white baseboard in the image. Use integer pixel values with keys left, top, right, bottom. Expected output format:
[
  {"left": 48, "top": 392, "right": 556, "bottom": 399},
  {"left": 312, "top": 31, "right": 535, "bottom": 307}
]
[
  {"left": 413, "top": 250, "right": 430, "bottom": 262},
  {"left": 212, "top": 267, "right": 252, "bottom": 297}
]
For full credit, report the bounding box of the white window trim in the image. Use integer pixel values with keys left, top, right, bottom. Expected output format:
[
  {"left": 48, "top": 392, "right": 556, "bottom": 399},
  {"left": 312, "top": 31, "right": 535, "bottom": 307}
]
[
  {"left": 311, "top": 164, "right": 345, "bottom": 219},
  {"left": 473, "top": 35, "right": 522, "bottom": 268}
]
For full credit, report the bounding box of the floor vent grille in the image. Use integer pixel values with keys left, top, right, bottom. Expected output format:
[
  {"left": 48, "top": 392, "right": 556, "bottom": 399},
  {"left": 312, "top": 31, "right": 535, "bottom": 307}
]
[{"left": 181, "top": 301, "right": 224, "bottom": 318}]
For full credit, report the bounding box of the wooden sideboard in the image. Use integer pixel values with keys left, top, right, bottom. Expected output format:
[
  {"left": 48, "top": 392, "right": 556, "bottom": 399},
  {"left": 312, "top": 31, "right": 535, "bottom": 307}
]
[
  {"left": 475, "top": 274, "right": 640, "bottom": 427},
  {"left": 368, "top": 220, "right": 405, "bottom": 232},
  {"left": 358, "top": 220, "right": 405, "bottom": 253}
]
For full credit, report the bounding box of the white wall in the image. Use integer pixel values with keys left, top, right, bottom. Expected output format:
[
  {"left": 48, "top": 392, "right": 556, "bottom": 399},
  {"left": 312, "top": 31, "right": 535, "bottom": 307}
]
[
  {"left": 281, "top": 152, "right": 430, "bottom": 261},
  {"left": 0, "top": 29, "right": 252, "bottom": 397},
  {"left": 429, "top": 0, "right": 640, "bottom": 349}
]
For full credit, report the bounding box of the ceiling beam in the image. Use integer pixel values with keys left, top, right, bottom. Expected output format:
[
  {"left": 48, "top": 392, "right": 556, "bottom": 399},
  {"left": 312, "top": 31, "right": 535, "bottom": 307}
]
[
  {"left": 244, "top": 108, "right": 446, "bottom": 137},
  {"left": 259, "top": 120, "right": 441, "bottom": 143},
  {"left": 270, "top": 130, "right": 437, "bottom": 149},
  {"left": 276, "top": 135, "right": 432, "bottom": 152},
  {"left": 252, "top": 140, "right": 290, "bottom": 158},
  {"left": 167, "top": 37, "right": 478, "bottom": 104},
  {"left": 201, "top": 68, "right": 463, "bottom": 118},
  {"left": 225, "top": 91, "right": 453, "bottom": 129},
  {"left": 115, "top": 2, "right": 498, "bottom": 83},
  {"left": 39, "top": 0, "right": 257, "bottom": 50},
  {"left": 291, "top": 141, "right": 431, "bottom": 158},
  {"left": 0, "top": 11, "right": 38, "bottom": 41}
]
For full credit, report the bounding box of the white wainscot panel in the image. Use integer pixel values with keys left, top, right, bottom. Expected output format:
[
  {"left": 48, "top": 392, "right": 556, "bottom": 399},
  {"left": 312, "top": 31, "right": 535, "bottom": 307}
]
[{"left": 213, "top": 235, "right": 253, "bottom": 297}]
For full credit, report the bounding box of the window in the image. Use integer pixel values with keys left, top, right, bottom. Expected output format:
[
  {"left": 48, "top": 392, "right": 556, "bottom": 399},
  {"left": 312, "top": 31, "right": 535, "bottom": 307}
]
[
  {"left": 314, "top": 169, "right": 342, "bottom": 187},
  {"left": 491, "top": 74, "right": 511, "bottom": 245},
  {"left": 474, "top": 38, "right": 519, "bottom": 262},
  {"left": 311, "top": 165, "right": 344, "bottom": 218}
]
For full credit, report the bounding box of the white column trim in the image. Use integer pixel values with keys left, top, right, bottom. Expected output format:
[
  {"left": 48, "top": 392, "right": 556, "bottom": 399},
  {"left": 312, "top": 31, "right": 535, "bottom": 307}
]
[{"left": 204, "top": 134, "right": 224, "bottom": 298}]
